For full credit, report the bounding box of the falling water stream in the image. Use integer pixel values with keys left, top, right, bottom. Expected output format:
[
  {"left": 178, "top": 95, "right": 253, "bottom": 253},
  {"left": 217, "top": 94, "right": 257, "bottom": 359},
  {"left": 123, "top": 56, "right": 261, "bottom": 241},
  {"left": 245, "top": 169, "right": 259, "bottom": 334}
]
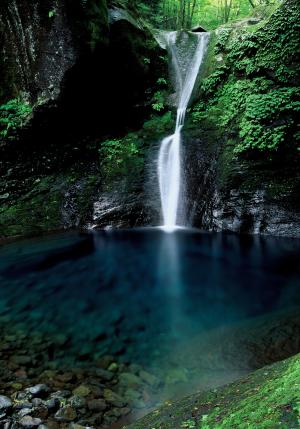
[{"left": 158, "top": 31, "right": 209, "bottom": 231}]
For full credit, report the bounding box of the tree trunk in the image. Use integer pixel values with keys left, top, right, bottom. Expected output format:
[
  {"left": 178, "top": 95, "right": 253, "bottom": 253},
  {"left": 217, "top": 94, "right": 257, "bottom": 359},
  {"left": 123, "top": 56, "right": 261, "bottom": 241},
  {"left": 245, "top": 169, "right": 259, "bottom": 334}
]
[
  {"left": 186, "top": 0, "right": 191, "bottom": 29},
  {"left": 190, "top": 0, "right": 197, "bottom": 28},
  {"left": 224, "top": 0, "right": 233, "bottom": 23},
  {"left": 182, "top": 0, "right": 187, "bottom": 28}
]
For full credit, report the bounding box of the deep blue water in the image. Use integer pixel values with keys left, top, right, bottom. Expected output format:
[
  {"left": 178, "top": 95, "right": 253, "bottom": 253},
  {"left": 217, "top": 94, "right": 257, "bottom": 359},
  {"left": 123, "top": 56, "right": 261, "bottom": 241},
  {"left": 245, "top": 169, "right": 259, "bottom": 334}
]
[{"left": 0, "top": 229, "right": 300, "bottom": 397}]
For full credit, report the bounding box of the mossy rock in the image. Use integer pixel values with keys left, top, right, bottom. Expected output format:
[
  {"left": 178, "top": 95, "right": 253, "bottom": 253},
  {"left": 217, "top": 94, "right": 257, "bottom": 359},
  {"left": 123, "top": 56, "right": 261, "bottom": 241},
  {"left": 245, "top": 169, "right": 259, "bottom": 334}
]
[{"left": 0, "top": 168, "right": 100, "bottom": 239}]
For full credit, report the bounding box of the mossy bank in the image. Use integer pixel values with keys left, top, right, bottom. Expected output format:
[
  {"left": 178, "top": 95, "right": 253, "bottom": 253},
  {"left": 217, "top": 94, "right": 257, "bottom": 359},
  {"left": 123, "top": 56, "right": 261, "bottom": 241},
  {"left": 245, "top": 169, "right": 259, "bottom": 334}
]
[{"left": 125, "top": 353, "right": 300, "bottom": 429}]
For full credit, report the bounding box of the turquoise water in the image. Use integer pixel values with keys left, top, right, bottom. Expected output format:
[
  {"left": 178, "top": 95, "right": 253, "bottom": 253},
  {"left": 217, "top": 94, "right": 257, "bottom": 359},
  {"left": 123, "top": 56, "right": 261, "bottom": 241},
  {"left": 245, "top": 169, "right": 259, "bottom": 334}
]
[{"left": 0, "top": 229, "right": 299, "bottom": 399}]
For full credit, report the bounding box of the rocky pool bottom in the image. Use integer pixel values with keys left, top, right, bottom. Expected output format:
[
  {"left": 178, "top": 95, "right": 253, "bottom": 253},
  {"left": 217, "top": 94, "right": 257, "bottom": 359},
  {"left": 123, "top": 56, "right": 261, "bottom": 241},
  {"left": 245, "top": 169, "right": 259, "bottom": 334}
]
[{"left": 0, "top": 229, "right": 299, "bottom": 428}]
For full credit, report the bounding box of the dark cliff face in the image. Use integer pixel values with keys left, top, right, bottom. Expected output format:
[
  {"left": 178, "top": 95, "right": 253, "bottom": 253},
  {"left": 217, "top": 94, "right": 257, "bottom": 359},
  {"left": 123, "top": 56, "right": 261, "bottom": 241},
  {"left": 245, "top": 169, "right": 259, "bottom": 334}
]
[
  {"left": 0, "top": 0, "right": 82, "bottom": 102},
  {"left": 0, "top": 0, "right": 166, "bottom": 238},
  {"left": 0, "top": 0, "right": 161, "bottom": 137},
  {"left": 183, "top": 127, "right": 300, "bottom": 238}
]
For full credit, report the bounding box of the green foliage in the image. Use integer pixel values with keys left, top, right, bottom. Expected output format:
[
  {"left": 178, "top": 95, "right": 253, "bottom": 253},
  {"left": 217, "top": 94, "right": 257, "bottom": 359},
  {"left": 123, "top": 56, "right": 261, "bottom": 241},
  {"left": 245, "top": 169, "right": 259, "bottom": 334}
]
[
  {"left": 214, "top": 28, "right": 232, "bottom": 54},
  {"left": 0, "top": 176, "right": 62, "bottom": 237},
  {"left": 0, "top": 99, "right": 32, "bottom": 140},
  {"left": 0, "top": 170, "right": 100, "bottom": 237},
  {"left": 82, "top": 0, "right": 109, "bottom": 50},
  {"left": 226, "top": 0, "right": 300, "bottom": 83},
  {"left": 237, "top": 87, "right": 300, "bottom": 152},
  {"left": 145, "top": 0, "right": 254, "bottom": 30},
  {"left": 98, "top": 111, "right": 173, "bottom": 183},
  {"left": 123, "top": 0, "right": 281, "bottom": 30},
  {"left": 157, "top": 77, "right": 167, "bottom": 86},
  {"left": 192, "top": 0, "right": 300, "bottom": 156},
  {"left": 180, "top": 419, "right": 196, "bottom": 428},
  {"left": 127, "top": 354, "right": 300, "bottom": 429},
  {"left": 200, "top": 66, "right": 229, "bottom": 97},
  {"left": 197, "top": 356, "right": 300, "bottom": 428},
  {"left": 159, "top": 55, "right": 168, "bottom": 63},
  {"left": 152, "top": 90, "right": 165, "bottom": 111},
  {"left": 225, "top": 31, "right": 260, "bottom": 77},
  {"left": 143, "top": 111, "right": 173, "bottom": 134},
  {"left": 252, "top": 2, "right": 281, "bottom": 20},
  {"left": 99, "top": 136, "right": 143, "bottom": 180},
  {"left": 48, "top": 10, "right": 55, "bottom": 18}
]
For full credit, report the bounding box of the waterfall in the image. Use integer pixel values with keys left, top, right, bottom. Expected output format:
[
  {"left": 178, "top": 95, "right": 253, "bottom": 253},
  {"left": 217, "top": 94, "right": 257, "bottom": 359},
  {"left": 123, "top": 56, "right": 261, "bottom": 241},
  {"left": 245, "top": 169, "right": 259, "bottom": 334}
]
[{"left": 158, "top": 31, "right": 209, "bottom": 231}]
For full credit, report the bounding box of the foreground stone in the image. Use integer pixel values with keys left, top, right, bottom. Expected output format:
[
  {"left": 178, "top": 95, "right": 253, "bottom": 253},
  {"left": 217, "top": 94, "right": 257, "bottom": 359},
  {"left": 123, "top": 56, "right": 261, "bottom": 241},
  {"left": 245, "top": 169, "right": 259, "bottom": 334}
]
[
  {"left": 0, "top": 395, "right": 12, "bottom": 411},
  {"left": 26, "top": 384, "right": 50, "bottom": 398},
  {"left": 55, "top": 405, "right": 77, "bottom": 422},
  {"left": 19, "top": 415, "right": 42, "bottom": 428}
]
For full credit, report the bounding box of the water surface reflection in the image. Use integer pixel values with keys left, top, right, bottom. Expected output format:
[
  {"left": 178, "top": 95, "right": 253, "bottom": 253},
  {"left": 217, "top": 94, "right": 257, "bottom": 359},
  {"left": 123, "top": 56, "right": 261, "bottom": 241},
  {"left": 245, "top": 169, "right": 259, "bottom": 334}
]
[{"left": 0, "top": 229, "right": 299, "bottom": 405}]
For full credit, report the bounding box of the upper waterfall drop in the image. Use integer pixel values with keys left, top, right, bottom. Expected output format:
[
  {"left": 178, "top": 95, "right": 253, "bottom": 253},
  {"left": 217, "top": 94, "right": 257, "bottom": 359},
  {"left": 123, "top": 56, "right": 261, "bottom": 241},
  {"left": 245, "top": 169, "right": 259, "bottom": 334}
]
[{"left": 158, "top": 31, "right": 209, "bottom": 232}]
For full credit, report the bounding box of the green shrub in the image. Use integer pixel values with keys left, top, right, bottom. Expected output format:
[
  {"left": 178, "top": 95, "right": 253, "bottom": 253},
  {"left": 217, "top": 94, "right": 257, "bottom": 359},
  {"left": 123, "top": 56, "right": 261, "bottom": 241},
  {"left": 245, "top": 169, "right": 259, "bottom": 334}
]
[
  {"left": 98, "top": 111, "right": 173, "bottom": 183},
  {"left": 152, "top": 90, "right": 165, "bottom": 111},
  {"left": 0, "top": 99, "right": 32, "bottom": 140},
  {"left": 99, "top": 135, "right": 143, "bottom": 180},
  {"left": 236, "top": 87, "right": 300, "bottom": 152},
  {"left": 143, "top": 111, "right": 173, "bottom": 134},
  {"left": 214, "top": 27, "right": 232, "bottom": 54},
  {"left": 192, "top": 0, "right": 300, "bottom": 156}
]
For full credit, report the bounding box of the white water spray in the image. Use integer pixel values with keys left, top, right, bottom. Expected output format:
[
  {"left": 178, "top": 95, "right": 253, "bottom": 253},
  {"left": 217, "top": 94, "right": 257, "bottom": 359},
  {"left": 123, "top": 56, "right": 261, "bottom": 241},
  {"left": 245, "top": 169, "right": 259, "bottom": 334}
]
[{"left": 158, "top": 31, "right": 209, "bottom": 231}]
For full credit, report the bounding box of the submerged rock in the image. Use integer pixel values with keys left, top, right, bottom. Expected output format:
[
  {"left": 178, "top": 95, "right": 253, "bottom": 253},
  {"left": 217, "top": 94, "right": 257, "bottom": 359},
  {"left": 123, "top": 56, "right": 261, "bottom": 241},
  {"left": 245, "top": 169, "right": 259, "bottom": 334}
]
[
  {"left": 0, "top": 396, "right": 12, "bottom": 412},
  {"left": 50, "top": 391, "right": 71, "bottom": 400},
  {"left": 54, "top": 406, "right": 77, "bottom": 422},
  {"left": 103, "top": 389, "right": 126, "bottom": 408},
  {"left": 118, "top": 373, "right": 143, "bottom": 389},
  {"left": 11, "top": 356, "right": 32, "bottom": 366},
  {"left": 19, "top": 416, "right": 42, "bottom": 428},
  {"left": 26, "top": 385, "right": 49, "bottom": 398},
  {"left": 94, "top": 368, "right": 114, "bottom": 382},
  {"left": 44, "top": 398, "right": 60, "bottom": 411},
  {"left": 139, "top": 370, "right": 159, "bottom": 387},
  {"left": 87, "top": 399, "right": 106, "bottom": 412},
  {"left": 68, "top": 396, "right": 86, "bottom": 410},
  {"left": 14, "top": 401, "right": 33, "bottom": 410},
  {"left": 70, "top": 424, "right": 95, "bottom": 429},
  {"left": 18, "top": 409, "right": 32, "bottom": 418},
  {"left": 72, "top": 386, "right": 90, "bottom": 398},
  {"left": 95, "top": 356, "right": 115, "bottom": 370}
]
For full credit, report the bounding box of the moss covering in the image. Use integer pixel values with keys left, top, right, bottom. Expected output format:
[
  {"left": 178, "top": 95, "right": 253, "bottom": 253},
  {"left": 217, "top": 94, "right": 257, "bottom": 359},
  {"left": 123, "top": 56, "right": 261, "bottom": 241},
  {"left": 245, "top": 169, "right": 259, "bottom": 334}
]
[
  {"left": 192, "top": 0, "right": 300, "bottom": 155},
  {"left": 0, "top": 176, "right": 62, "bottom": 237},
  {"left": 83, "top": 0, "right": 109, "bottom": 50},
  {"left": 126, "top": 353, "right": 300, "bottom": 429},
  {"left": 0, "top": 167, "right": 100, "bottom": 239},
  {"left": 187, "top": 0, "right": 300, "bottom": 204},
  {"left": 98, "top": 111, "right": 173, "bottom": 188},
  {"left": 0, "top": 98, "right": 32, "bottom": 142}
]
